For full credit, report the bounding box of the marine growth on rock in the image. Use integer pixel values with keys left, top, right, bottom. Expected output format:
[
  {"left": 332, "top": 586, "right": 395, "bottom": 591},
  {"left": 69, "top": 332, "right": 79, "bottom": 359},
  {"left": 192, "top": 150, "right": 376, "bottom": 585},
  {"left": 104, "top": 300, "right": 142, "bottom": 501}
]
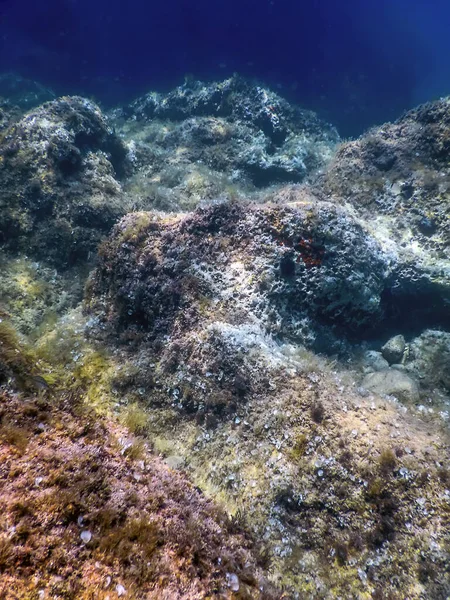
[{"left": 0, "top": 75, "right": 450, "bottom": 599}]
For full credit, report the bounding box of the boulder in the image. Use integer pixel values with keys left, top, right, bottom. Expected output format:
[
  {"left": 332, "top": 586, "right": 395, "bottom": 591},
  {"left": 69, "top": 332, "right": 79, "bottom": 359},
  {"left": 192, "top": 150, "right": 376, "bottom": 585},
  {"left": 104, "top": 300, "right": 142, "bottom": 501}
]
[
  {"left": 363, "top": 350, "right": 390, "bottom": 372},
  {"left": 85, "top": 197, "right": 390, "bottom": 355},
  {"left": 405, "top": 329, "right": 450, "bottom": 392},
  {"left": 0, "top": 96, "right": 131, "bottom": 267},
  {"left": 112, "top": 76, "right": 339, "bottom": 210},
  {"left": 318, "top": 98, "right": 450, "bottom": 334},
  {"left": 320, "top": 98, "right": 450, "bottom": 256},
  {"left": 381, "top": 334, "right": 406, "bottom": 364}
]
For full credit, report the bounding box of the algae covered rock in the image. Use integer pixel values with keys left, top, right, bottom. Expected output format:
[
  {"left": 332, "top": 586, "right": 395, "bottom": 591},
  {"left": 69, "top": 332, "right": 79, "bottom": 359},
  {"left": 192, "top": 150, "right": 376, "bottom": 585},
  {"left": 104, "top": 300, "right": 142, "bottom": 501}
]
[
  {"left": 0, "top": 254, "right": 82, "bottom": 335},
  {"left": 405, "top": 329, "right": 450, "bottom": 392},
  {"left": 86, "top": 187, "right": 448, "bottom": 359},
  {"left": 0, "top": 385, "right": 277, "bottom": 599},
  {"left": 113, "top": 76, "right": 339, "bottom": 210},
  {"left": 321, "top": 98, "right": 450, "bottom": 249},
  {"left": 86, "top": 196, "right": 390, "bottom": 355},
  {"left": 84, "top": 203, "right": 450, "bottom": 598},
  {"left": 125, "top": 75, "right": 337, "bottom": 148},
  {"left": 0, "top": 96, "right": 131, "bottom": 267},
  {"left": 0, "top": 312, "right": 36, "bottom": 388},
  {"left": 2, "top": 77, "right": 450, "bottom": 600},
  {"left": 319, "top": 98, "right": 450, "bottom": 333}
]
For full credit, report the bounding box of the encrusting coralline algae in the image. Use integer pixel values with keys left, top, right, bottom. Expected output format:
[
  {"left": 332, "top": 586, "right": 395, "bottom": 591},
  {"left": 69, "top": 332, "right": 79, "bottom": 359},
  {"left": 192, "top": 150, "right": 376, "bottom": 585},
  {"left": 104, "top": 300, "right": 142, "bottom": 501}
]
[{"left": 0, "top": 74, "right": 449, "bottom": 599}]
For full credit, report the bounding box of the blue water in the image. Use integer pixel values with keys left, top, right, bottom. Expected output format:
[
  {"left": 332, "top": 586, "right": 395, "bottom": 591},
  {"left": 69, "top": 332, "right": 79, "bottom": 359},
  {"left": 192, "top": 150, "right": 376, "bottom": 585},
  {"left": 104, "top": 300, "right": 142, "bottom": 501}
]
[{"left": 0, "top": 0, "right": 449, "bottom": 136}]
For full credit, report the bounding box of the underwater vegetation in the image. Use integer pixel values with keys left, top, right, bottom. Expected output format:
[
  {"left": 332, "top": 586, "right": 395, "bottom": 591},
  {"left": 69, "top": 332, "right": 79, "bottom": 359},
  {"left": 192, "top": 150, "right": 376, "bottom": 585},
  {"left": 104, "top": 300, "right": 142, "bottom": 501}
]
[
  {"left": 0, "top": 74, "right": 450, "bottom": 598},
  {"left": 111, "top": 75, "right": 339, "bottom": 215},
  {"left": 0, "top": 386, "right": 278, "bottom": 599},
  {"left": 0, "top": 309, "right": 51, "bottom": 393}
]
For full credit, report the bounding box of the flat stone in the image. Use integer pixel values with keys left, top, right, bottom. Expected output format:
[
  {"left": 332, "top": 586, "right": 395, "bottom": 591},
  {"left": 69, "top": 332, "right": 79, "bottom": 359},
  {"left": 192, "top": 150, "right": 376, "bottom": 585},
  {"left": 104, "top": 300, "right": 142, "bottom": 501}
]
[{"left": 362, "top": 368, "right": 420, "bottom": 403}]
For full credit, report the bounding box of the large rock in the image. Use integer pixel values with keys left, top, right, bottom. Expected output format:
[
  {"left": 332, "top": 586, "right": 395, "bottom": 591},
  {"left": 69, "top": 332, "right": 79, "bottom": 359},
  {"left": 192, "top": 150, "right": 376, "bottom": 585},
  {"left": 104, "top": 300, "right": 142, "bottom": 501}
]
[
  {"left": 0, "top": 96, "right": 131, "bottom": 267},
  {"left": 80, "top": 98, "right": 450, "bottom": 598},
  {"left": 405, "top": 329, "right": 450, "bottom": 392},
  {"left": 362, "top": 350, "right": 389, "bottom": 372},
  {"left": 320, "top": 99, "right": 450, "bottom": 252},
  {"left": 84, "top": 199, "right": 450, "bottom": 600},
  {"left": 86, "top": 196, "right": 390, "bottom": 355},
  {"left": 112, "top": 76, "right": 339, "bottom": 210},
  {"left": 318, "top": 99, "right": 450, "bottom": 333}
]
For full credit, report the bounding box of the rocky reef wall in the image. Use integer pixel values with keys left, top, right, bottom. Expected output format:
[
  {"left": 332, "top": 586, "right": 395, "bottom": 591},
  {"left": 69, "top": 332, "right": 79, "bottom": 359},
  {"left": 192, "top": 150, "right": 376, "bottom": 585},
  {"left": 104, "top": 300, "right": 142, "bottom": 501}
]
[{"left": 0, "top": 75, "right": 449, "bottom": 599}]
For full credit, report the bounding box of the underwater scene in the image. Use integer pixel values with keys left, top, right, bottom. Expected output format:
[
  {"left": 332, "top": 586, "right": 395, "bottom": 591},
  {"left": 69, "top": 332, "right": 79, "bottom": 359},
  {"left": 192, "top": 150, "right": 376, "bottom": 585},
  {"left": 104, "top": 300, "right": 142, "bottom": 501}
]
[{"left": 0, "top": 1, "right": 449, "bottom": 598}]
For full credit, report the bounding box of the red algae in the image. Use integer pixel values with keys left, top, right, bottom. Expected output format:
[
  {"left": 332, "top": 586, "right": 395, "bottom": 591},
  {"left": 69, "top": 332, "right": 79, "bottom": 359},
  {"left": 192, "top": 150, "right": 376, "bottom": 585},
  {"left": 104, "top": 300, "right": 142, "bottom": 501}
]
[{"left": 0, "top": 388, "right": 277, "bottom": 599}]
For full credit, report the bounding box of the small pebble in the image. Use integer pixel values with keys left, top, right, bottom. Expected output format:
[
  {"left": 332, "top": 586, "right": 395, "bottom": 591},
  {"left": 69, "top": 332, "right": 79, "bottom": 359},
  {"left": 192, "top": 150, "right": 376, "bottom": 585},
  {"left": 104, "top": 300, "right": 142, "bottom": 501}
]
[
  {"left": 80, "top": 530, "right": 92, "bottom": 543},
  {"left": 116, "top": 584, "right": 126, "bottom": 596},
  {"left": 226, "top": 573, "right": 240, "bottom": 592}
]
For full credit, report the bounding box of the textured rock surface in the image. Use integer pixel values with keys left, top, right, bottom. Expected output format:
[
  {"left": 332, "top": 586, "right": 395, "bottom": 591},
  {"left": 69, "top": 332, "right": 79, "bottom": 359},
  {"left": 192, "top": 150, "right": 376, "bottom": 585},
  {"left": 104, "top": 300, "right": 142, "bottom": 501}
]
[
  {"left": 362, "top": 368, "right": 420, "bottom": 403},
  {"left": 82, "top": 190, "right": 450, "bottom": 597},
  {"left": 86, "top": 186, "right": 449, "bottom": 358},
  {"left": 86, "top": 196, "right": 391, "bottom": 355},
  {"left": 319, "top": 99, "right": 450, "bottom": 333},
  {"left": 381, "top": 334, "right": 406, "bottom": 364},
  {"left": 362, "top": 350, "right": 390, "bottom": 372},
  {"left": 0, "top": 96, "right": 131, "bottom": 267},
  {"left": 0, "top": 254, "right": 84, "bottom": 335},
  {"left": 113, "top": 76, "right": 339, "bottom": 211},
  {"left": 83, "top": 201, "right": 450, "bottom": 597},
  {"left": 321, "top": 99, "right": 450, "bottom": 249},
  {"left": 1, "top": 81, "right": 450, "bottom": 599},
  {"left": 0, "top": 386, "right": 276, "bottom": 599},
  {"left": 405, "top": 329, "right": 450, "bottom": 393}
]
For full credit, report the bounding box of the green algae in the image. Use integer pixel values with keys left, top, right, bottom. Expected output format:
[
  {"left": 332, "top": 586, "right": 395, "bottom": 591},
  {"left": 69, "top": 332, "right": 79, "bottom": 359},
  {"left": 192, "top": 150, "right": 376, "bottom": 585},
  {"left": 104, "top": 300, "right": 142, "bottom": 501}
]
[
  {"left": 119, "top": 402, "right": 150, "bottom": 434},
  {"left": 0, "top": 313, "right": 41, "bottom": 390}
]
